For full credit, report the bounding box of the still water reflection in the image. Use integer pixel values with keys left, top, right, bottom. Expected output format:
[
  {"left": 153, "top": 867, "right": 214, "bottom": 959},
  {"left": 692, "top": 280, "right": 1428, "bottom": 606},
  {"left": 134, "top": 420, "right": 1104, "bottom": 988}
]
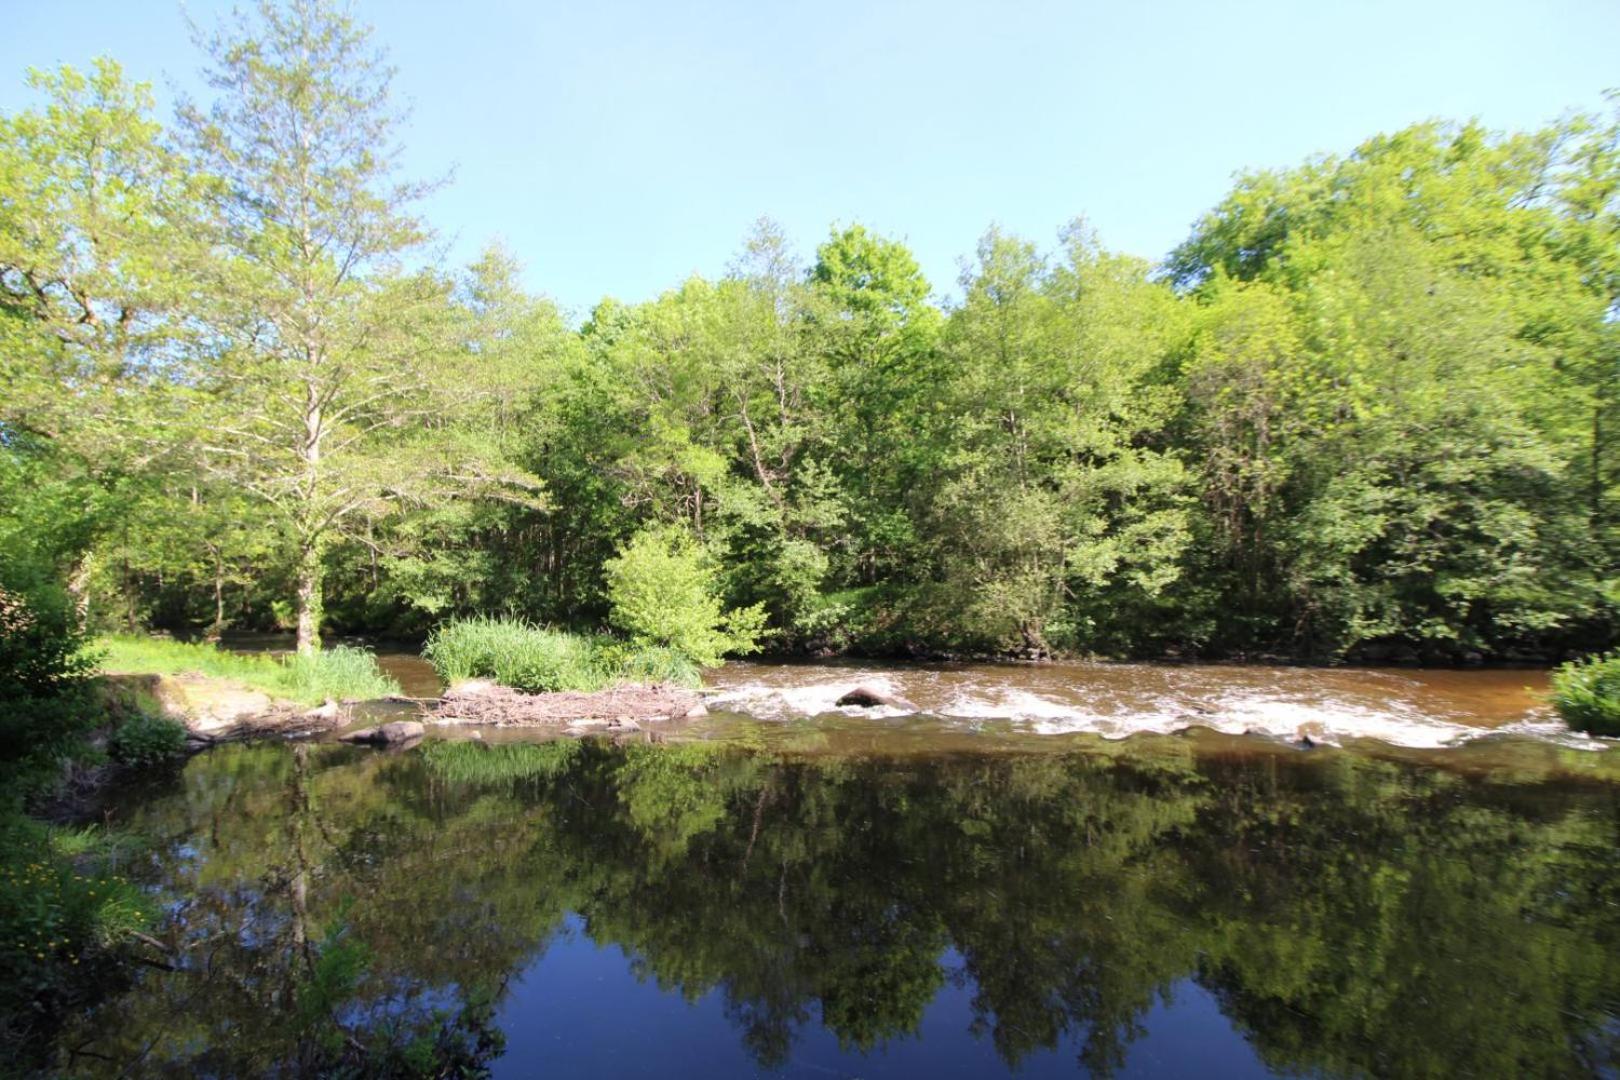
[{"left": 55, "top": 737, "right": 1620, "bottom": 1077}]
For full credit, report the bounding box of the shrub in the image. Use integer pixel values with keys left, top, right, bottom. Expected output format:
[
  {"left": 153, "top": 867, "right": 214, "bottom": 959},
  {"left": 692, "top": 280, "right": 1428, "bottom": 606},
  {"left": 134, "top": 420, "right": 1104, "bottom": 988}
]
[
  {"left": 0, "top": 565, "right": 97, "bottom": 795},
  {"left": 0, "top": 815, "right": 152, "bottom": 1063},
  {"left": 107, "top": 710, "right": 187, "bottom": 766},
  {"left": 597, "top": 642, "right": 701, "bottom": 688},
  {"left": 604, "top": 525, "right": 767, "bottom": 667},
  {"left": 1551, "top": 652, "right": 1620, "bottom": 737}
]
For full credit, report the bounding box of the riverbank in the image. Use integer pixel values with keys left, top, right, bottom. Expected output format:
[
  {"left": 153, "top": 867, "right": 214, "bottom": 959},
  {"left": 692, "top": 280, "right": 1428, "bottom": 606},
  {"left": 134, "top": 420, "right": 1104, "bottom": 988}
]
[{"left": 91, "top": 634, "right": 715, "bottom": 744}]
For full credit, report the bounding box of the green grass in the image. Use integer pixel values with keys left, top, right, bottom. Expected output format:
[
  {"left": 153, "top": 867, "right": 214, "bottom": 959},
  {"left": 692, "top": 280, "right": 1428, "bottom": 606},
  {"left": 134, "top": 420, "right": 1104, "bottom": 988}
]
[
  {"left": 422, "top": 616, "right": 699, "bottom": 693},
  {"left": 93, "top": 636, "right": 400, "bottom": 706},
  {"left": 1552, "top": 651, "right": 1620, "bottom": 737}
]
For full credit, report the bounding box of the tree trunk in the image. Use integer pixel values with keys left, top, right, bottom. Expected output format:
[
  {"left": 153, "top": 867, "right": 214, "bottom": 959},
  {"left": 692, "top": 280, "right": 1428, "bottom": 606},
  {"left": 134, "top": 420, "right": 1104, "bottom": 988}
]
[
  {"left": 206, "top": 546, "right": 227, "bottom": 643},
  {"left": 65, "top": 551, "right": 95, "bottom": 629},
  {"left": 295, "top": 537, "right": 323, "bottom": 655},
  {"left": 296, "top": 377, "right": 324, "bottom": 655}
]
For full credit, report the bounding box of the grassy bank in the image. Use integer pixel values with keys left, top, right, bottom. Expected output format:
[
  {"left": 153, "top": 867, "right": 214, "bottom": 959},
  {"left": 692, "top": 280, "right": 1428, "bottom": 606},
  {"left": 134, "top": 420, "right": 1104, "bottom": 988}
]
[
  {"left": 94, "top": 636, "right": 400, "bottom": 706},
  {"left": 423, "top": 616, "right": 700, "bottom": 693}
]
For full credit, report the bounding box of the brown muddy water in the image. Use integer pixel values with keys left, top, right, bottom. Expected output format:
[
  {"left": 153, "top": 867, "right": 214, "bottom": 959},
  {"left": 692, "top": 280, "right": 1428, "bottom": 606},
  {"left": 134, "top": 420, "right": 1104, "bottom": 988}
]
[
  {"left": 700, "top": 658, "right": 1577, "bottom": 750},
  {"left": 231, "top": 636, "right": 1595, "bottom": 753}
]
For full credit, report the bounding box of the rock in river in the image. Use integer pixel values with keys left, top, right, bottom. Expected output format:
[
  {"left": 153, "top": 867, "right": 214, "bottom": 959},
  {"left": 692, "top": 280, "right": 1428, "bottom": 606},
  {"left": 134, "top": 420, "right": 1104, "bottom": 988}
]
[
  {"left": 340, "top": 720, "right": 425, "bottom": 745},
  {"left": 835, "top": 684, "right": 919, "bottom": 712}
]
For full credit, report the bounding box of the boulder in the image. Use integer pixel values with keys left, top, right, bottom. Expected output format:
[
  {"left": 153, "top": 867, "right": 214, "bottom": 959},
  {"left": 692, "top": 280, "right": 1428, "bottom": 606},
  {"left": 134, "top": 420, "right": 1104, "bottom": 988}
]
[
  {"left": 835, "top": 684, "right": 919, "bottom": 712},
  {"left": 339, "top": 720, "right": 425, "bottom": 745},
  {"left": 378, "top": 720, "right": 425, "bottom": 743}
]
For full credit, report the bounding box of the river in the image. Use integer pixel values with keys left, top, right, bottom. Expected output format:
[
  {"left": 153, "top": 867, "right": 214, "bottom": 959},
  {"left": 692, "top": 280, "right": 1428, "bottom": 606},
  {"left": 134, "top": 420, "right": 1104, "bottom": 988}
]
[
  {"left": 359, "top": 646, "right": 1583, "bottom": 752},
  {"left": 44, "top": 642, "right": 1614, "bottom": 1076}
]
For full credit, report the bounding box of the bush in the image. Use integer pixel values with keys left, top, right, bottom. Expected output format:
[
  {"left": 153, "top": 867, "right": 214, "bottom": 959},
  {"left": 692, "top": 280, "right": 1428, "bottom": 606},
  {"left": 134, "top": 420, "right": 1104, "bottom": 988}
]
[
  {"left": 604, "top": 525, "right": 767, "bottom": 667},
  {"left": 0, "top": 566, "right": 97, "bottom": 795},
  {"left": 0, "top": 815, "right": 151, "bottom": 1064},
  {"left": 597, "top": 641, "right": 701, "bottom": 688},
  {"left": 423, "top": 616, "right": 703, "bottom": 692},
  {"left": 1551, "top": 652, "right": 1620, "bottom": 736},
  {"left": 107, "top": 710, "right": 187, "bottom": 766}
]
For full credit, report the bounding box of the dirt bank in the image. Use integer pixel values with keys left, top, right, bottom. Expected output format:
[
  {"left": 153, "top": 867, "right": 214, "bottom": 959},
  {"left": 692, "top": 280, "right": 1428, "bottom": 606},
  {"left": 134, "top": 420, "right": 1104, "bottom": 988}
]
[{"left": 98, "top": 672, "right": 346, "bottom": 742}]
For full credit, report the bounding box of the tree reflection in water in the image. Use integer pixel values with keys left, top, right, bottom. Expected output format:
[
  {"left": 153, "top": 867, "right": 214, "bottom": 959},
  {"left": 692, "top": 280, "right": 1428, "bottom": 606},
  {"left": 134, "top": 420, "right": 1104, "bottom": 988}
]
[{"left": 50, "top": 737, "right": 1620, "bottom": 1076}]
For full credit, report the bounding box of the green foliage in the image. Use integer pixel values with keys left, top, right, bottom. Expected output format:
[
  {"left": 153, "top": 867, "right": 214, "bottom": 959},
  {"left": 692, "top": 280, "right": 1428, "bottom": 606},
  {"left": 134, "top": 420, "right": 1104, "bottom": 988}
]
[
  {"left": 0, "top": 814, "right": 151, "bottom": 1067},
  {"left": 282, "top": 644, "right": 403, "bottom": 703},
  {"left": 1551, "top": 651, "right": 1620, "bottom": 736},
  {"left": 2, "top": 8, "right": 1616, "bottom": 664},
  {"left": 95, "top": 635, "right": 400, "bottom": 705},
  {"left": 596, "top": 641, "right": 702, "bottom": 687},
  {"left": 0, "top": 562, "right": 97, "bottom": 795},
  {"left": 107, "top": 709, "right": 186, "bottom": 766},
  {"left": 422, "top": 615, "right": 701, "bottom": 691},
  {"left": 605, "top": 526, "right": 768, "bottom": 667},
  {"left": 424, "top": 616, "right": 609, "bottom": 691}
]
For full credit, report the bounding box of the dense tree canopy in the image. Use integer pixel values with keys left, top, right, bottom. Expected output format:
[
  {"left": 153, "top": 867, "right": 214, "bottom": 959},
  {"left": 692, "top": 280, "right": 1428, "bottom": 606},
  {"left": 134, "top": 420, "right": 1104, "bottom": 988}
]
[{"left": 2, "top": 0, "right": 1616, "bottom": 662}]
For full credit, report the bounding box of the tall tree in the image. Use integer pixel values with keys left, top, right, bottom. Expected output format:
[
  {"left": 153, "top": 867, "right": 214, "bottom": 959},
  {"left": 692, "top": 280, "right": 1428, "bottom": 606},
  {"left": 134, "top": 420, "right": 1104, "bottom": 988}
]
[
  {"left": 179, "top": 0, "right": 525, "bottom": 652},
  {"left": 933, "top": 226, "right": 1189, "bottom": 654},
  {"left": 807, "top": 224, "right": 942, "bottom": 585},
  {"left": 0, "top": 59, "right": 196, "bottom": 608}
]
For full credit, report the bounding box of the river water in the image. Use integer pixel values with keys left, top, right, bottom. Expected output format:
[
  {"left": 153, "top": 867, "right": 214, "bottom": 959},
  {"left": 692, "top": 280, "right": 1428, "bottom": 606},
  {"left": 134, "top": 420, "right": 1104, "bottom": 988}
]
[
  {"left": 44, "top": 642, "right": 1614, "bottom": 1076},
  {"left": 365, "top": 647, "right": 1584, "bottom": 752},
  {"left": 46, "top": 736, "right": 1620, "bottom": 1077}
]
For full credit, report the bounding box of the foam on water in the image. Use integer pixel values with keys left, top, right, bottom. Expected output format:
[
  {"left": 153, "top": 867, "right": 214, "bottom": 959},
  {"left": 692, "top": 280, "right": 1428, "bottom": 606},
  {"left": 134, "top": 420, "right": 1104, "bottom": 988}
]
[
  {"left": 706, "top": 673, "right": 914, "bottom": 721},
  {"left": 930, "top": 686, "right": 1472, "bottom": 746},
  {"left": 701, "top": 667, "right": 1600, "bottom": 751}
]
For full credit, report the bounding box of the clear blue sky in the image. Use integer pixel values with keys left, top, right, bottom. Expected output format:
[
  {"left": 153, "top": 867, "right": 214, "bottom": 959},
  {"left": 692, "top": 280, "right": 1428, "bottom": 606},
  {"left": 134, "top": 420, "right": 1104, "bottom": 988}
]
[{"left": 3, "top": 1, "right": 1616, "bottom": 315}]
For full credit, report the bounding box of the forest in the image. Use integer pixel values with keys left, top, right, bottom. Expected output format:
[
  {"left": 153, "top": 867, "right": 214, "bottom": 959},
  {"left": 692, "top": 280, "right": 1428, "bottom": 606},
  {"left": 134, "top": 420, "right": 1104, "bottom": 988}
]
[{"left": 3, "top": 0, "right": 1619, "bottom": 667}]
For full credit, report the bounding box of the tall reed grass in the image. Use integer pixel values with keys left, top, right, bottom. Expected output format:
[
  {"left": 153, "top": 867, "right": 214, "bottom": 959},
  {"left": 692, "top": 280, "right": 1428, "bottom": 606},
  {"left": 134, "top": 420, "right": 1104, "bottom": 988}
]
[{"left": 422, "top": 616, "right": 700, "bottom": 692}]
